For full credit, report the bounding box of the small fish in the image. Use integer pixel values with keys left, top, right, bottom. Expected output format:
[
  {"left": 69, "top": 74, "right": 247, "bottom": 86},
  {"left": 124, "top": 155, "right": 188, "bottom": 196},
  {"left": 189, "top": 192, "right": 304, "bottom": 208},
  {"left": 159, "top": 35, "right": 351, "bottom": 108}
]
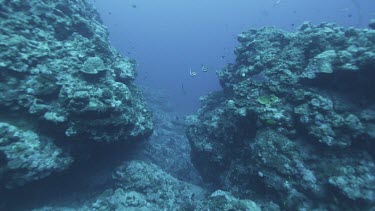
[
  {"left": 189, "top": 68, "right": 197, "bottom": 77},
  {"left": 201, "top": 64, "right": 208, "bottom": 72},
  {"left": 273, "top": 0, "right": 281, "bottom": 6}
]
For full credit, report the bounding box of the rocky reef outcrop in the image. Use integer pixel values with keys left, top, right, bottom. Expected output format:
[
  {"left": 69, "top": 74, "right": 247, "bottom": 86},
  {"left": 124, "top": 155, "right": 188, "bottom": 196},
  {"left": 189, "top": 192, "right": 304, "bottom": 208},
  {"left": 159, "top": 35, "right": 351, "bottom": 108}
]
[
  {"left": 187, "top": 21, "right": 375, "bottom": 210},
  {"left": 0, "top": 0, "right": 153, "bottom": 189},
  {"left": 34, "top": 160, "right": 261, "bottom": 211}
]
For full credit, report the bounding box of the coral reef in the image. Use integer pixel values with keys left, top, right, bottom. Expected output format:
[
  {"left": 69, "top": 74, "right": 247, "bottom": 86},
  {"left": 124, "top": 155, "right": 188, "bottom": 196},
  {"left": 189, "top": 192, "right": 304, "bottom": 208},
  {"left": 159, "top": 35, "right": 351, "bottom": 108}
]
[
  {"left": 186, "top": 22, "right": 375, "bottom": 210},
  {"left": 0, "top": 0, "right": 153, "bottom": 188},
  {"left": 200, "top": 190, "right": 261, "bottom": 211},
  {"left": 0, "top": 123, "right": 72, "bottom": 188},
  {"left": 2, "top": 0, "right": 375, "bottom": 210},
  {"left": 1, "top": 85, "right": 208, "bottom": 210},
  {"left": 112, "top": 160, "right": 206, "bottom": 210},
  {"left": 34, "top": 160, "right": 261, "bottom": 211},
  {"left": 134, "top": 87, "right": 202, "bottom": 184}
]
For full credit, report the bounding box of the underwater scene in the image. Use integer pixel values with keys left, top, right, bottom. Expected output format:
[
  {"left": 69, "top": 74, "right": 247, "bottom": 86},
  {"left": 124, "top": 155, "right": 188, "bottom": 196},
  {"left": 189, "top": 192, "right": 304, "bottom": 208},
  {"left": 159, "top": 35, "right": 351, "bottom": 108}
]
[{"left": 0, "top": 0, "right": 375, "bottom": 210}]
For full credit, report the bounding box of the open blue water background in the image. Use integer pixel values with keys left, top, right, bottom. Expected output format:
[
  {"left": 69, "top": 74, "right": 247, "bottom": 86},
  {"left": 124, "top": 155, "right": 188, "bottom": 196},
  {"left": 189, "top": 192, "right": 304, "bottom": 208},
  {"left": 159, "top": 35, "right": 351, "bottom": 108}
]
[{"left": 91, "top": 0, "right": 374, "bottom": 114}]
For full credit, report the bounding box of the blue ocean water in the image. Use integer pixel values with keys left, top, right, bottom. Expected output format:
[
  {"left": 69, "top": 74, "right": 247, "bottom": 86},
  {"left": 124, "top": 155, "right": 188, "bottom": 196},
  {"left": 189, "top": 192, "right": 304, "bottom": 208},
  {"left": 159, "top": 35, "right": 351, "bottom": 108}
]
[{"left": 92, "top": 0, "right": 374, "bottom": 114}]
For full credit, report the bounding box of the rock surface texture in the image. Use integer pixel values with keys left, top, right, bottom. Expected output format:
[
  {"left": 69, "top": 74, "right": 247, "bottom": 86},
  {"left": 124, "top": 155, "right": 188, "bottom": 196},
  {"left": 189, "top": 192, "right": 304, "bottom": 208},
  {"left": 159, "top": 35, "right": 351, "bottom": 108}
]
[
  {"left": 0, "top": 0, "right": 153, "bottom": 188},
  {"left": 186, "top": 22, "right": 375, "bottom": 210}
]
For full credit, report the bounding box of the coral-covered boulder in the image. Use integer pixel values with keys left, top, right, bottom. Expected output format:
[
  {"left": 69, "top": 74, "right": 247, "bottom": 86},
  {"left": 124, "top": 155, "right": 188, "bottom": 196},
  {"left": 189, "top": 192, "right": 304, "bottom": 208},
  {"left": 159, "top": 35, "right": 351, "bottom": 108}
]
[
  {"left": 0, "top": 123, "right": 72, "bottom": 188},
  {"left": 187, "top": 22, "right": 375, "bottom": 210},
  {"left": 0, "top": 0, "right": 153, "bottom": 188}
]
